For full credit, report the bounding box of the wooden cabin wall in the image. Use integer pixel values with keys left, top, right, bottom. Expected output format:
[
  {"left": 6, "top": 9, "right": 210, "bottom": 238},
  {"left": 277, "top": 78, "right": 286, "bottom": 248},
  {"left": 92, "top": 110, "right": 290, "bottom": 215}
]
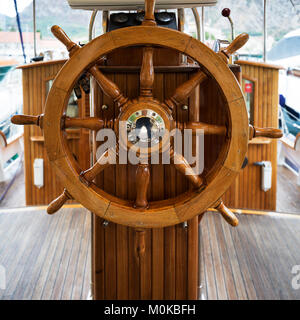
[
  {"left": 20, "top": 60, "right": 90, "bottom": 205},
  {"left": 223, "top": 61, "right": 281, "bottom": 210}
]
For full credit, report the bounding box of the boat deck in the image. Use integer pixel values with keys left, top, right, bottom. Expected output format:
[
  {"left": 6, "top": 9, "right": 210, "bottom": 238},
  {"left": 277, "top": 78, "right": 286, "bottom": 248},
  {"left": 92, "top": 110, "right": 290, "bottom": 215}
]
[
  {"left": 277, "top": 165, "right": 300, "bottom": 214},
  {"left": 0, "top": 164, "right": 299, "bottom": 300},
  {"left": 0, "top": 207, "right": 300, "bottom": 299},
  {"left": 0, "top": 207, "right": 91, "bottom": 300},
  {"left": 199, "top": 212, "right": 300, "bottom": 300}
]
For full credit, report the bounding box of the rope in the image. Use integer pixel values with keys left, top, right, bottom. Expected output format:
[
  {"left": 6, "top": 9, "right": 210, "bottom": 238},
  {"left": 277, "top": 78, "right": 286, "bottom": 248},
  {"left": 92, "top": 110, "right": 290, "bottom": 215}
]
[{"left": 13, "top": 0, "right": 26, "bottom": 63}]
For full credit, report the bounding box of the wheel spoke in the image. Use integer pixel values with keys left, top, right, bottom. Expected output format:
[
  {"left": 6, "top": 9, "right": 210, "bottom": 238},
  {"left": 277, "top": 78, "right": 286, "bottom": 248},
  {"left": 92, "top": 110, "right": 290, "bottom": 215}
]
[
  {"left": 11, "top": 114, "right": 44, "bottom": 129},
  {"left": 79, "top": 148, "right": 115, "bottom": 186},
  {"left": 142, "top": 0, "right": 157, "bottom": 26},
  {"left": 249, "top": 124, "right": 282, "bottom": 140},
  {"left": 184, "top": 121, "right": 227, "bottom": 135},
  {"left": 134, "top": 164, "right": 150, "bottom": 209},
  {"left": 51, "top": 25, "right": 79, "bottom": 56},
  {"left": 170, "top": 148, "right": 203, "bottom": 188},
  {"left": 89, "top": 66, "right": 128, "bottom": 111},
  {"left": 51, "top": 25, "right": 129, "bottom": 111},
  {"left": 47, "top": 189, "right": 72, "bottom": 215},
  {"left": 218, "top": 33, "right": 249, "bottom": 63},
  {"left": 214, "top": 199, "right": 239, "bottom": 226},
  {"left": 140, "top": 47, "right": 154, "bottom": 97},
  {"left": 64, "top": 117, "right": 109, "bottom": 131},
  {"left": 165, "top": 70, "right": 207, "bottom": 111}
]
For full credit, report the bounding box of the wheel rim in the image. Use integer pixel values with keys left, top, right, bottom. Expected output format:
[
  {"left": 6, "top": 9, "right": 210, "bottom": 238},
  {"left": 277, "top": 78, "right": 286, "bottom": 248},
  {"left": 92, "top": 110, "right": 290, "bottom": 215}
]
[{"left": 44, "top": 26, "right": 249, "bottom": 228}]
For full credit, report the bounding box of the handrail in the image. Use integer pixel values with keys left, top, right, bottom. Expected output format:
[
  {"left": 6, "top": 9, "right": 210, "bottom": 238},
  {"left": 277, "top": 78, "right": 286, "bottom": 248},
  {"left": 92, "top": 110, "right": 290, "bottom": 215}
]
[
  {"left": 295, "top": 133, "right": 300, "bottom": 151},
  {"left": 191, "top": 8, "right": 201, "bottom": 41},
  {"left": 282, "top": 107, "right": 300, "bottom": 122}
]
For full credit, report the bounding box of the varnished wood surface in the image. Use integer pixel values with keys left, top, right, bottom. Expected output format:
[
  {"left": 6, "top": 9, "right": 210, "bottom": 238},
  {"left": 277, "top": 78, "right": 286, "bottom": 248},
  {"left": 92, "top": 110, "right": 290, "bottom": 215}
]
[
  {"left": 224, "top": 62, "right": 280, "bottom": 210},
  {"left": 86, "top": 63, "right": 245, "bottom": 226},
  {"left": 218, "top": 33, "right": 249, "bottom": 63},
  {"left": 21, "top": 61, "right": 90, "bottom": 206},
  {"left": 92, "top": 49, "right": 199, "bottom": 297},
  {"left": 0, "top": 207, "right": 91, "bottom": 300},
  {"left": 199, "top": 212, "right": 300, "bottom": 300},
  {"left": 93, "top": 215, "right": 199, "bottom": 300},
  {"left": 17, "top": 59, "right": 67, "bottom": 69},
  {"left": 42, "top": 26, "right": 248, "bottom": 227},
  {"left": 235, "top": 60, "right": 284, "bottom": 70},
  {"left": 106, "top": 48, "right": 181, "bottom": 67},
  {"left": 89, "top": 51, "right": 243, "bottom": 298},
  {"left": 98, "top": 66, "right": 200, "bottom": 73}
]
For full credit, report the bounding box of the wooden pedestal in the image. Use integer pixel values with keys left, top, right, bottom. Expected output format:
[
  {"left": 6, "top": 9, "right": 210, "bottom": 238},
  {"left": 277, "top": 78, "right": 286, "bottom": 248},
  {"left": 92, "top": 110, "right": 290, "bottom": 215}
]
[
  {"left": 92, "top": 216, "right": 199, "bottom": 300},
  {"left": 90, "top": 48, "right": 240, "bottom": 300}
]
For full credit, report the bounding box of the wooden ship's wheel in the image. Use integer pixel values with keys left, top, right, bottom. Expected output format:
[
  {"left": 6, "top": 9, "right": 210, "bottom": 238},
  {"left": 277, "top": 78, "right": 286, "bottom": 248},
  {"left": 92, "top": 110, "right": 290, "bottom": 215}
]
[{"left": 12, "top": 0, "right": 282, "bottom": 229}]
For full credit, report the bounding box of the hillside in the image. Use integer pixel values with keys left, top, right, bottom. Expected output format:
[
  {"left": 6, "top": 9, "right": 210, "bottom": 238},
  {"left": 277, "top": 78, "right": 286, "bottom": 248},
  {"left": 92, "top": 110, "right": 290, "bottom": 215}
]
[
  {"left": 0, "top": 0, "right": 299, "bottom": 45},
  {"left": 208, "top": 0, "right": 299, "bottom": 41},
  {"left": 0, "top": 0, "right": 92, "bottom": 41}
]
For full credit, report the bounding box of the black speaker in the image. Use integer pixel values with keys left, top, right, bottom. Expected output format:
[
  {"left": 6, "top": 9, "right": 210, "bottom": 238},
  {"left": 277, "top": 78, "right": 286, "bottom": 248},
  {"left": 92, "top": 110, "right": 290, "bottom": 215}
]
[{"left": 108, "top": 12, "right": 177, "bottom": 31}]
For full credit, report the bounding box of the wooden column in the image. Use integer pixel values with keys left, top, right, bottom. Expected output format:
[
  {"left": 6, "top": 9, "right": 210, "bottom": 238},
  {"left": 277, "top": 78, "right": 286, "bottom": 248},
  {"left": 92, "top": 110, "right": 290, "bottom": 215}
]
[{"left": 92, "top": 47, "right": 199, "bottom": 300}]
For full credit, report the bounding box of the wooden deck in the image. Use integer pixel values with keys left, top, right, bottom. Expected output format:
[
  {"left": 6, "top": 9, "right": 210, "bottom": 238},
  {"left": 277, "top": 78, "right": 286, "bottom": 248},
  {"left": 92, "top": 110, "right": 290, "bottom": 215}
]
[
  {"left": 0, "top": 205, "right": 300, "bottom": 299},
  {"left": 199, "top": 212, "right": 300, "bottom": 300},
  {"left": 0, "top": 163, "right": 25, "bottom": 208},
  {"left": 0, "top": 164, "right": 300, "bottom": 300},
  {"left": 0, "top": 207, "right": 91, "bottom": 300},
  {"left": 277, "top": 165, "right": 300, "bottom": 214}
]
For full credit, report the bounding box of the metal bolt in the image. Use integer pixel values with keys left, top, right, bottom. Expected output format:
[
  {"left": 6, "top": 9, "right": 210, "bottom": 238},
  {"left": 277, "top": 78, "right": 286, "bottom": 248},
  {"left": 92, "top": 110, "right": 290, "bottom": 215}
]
[
  {"left": 182, "top": 221, "right": 188, "bottom": 229},
  {"left": 182, "top": 105, "right": 188, "bottom": 111},
  {"left": 102, "top": 104, "right": 108, "bottom": 110},
  {"left": 102, "top": 220, "right": 109, "bottom": 227}
]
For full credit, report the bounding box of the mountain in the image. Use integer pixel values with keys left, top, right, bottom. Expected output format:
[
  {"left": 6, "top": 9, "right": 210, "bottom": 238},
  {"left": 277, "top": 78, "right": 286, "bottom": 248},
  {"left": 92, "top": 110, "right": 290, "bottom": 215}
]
[
  {"left": 0, "top": 0, "right": 92, "bottom": 41},
  {"left": 0, "top": 0, "right": 299, "bottom": 45},
  {"left": 208, "top": 0, "right": 299, "bottom": 41}
]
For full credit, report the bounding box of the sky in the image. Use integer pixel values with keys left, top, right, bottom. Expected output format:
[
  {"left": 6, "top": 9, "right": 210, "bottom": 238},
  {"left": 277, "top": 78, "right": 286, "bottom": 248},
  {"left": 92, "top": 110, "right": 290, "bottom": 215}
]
[{"left": 0, "top": 0, "right": 33, "bottom": 17}]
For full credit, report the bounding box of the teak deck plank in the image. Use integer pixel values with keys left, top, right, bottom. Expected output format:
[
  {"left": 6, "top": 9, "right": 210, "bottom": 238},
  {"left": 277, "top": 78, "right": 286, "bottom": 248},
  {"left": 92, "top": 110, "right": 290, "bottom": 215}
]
[
  {"left": 206, "top": 213, "right": 228, "bottom": 300},
  {"left": 199, "top": 212, "right": 300, "bottom": 300},
  {"left": 0, "top": 208, "right": 90, "bottom": 300},
  {"left": 201, "top": 214, "right": 218, "bottom": 300},
  {"left": 0, "top": 206, "right": 300, "bottom": 299}
]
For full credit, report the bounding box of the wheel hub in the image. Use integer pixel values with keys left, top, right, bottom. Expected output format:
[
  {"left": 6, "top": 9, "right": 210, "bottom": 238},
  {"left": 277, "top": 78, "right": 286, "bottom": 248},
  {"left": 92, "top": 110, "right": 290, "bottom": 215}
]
[{"left": 126, "top": 109, "right": 166, "bottom": 147}]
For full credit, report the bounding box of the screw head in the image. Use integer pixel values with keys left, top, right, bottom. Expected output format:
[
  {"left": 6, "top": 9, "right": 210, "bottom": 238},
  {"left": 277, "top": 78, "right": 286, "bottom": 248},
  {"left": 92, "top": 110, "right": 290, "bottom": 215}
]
[
  {"left": 102, "top": 220, "right": 109, "bottom": 227},
  {"left": 102, "top": 105, "right": 108, "bottom": 110},
  {"left": 182, "top": 105, "right": 188, "bottom": 111}
]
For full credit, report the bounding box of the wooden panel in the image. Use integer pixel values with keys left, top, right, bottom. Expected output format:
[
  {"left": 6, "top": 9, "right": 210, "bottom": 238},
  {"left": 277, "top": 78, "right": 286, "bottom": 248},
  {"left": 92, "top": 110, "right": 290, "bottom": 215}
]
[
  {"left": 92, "top": 49, "right": 199, "bottom": 300},
  {"left": 223, "top": 61, "right": 279, "bottom": 210},
  {"left": 92, "top": 59, "right": 279, "bottom": 299},
  {"left": 21, "top": 61, "right": 90, "bottom": 205},
  {"left": 106, "top": 47, "right": 181, "bottom": 66}
]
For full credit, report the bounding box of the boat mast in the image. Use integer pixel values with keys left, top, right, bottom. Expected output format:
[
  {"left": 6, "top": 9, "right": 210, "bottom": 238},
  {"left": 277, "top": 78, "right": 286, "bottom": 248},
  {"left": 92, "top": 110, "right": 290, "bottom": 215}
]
[
  {"left": 263, "top": 0, "right": 267, "bottom": 62},
  {"left": 33, "top": 0, "right": 37, "bottom": 58}
]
